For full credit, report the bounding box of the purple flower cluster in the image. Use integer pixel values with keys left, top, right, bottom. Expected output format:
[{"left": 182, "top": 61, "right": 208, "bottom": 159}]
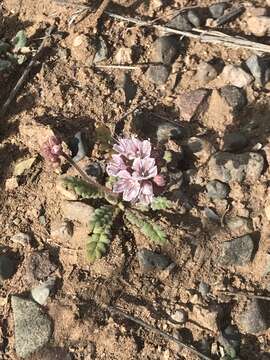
[
  {"left": 107, "top": 137, "right": 165, "bottom": 204},
  {"left": 41, "top": 136, "right": 63, "bottom": 167}
]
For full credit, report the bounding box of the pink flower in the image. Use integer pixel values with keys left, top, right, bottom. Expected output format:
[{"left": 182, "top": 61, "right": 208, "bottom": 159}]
[
  {"left": 113, "top": 137, "right": 151, "bottom": 160},
  {"left": 153, "top": 175, "right": 165, "bottom": 187},
  {"left": 106, "top": 154, "right": 127, "bottom": 176},
  {"left": 107, "top": 137, "right": 165, "bottom": 205},
  {"left": 41, "top": 136, "right": 63, "bottom": 166},
  {"left": 113, "top": 170, "right": 140, "bottom": 202},
  {"left": 132, "top": 157, "right": 157, "bottom": 180}
]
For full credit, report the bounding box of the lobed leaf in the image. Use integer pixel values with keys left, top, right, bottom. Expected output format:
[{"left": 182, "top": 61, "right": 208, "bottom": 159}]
[
  {"left": 62, "top": 176, "right": 104, "bottom": 200},
  {"left": 86, "top": 205, "right": 115, "bottom": 262},
  {"left": 125, "top": 210, "right": 167, "bottom": 244},
  {"left": 150, "top": 196, "right": 173, "bottom": 211}
]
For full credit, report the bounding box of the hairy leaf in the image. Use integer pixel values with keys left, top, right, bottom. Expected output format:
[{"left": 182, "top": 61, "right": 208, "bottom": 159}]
[
  {"left": 87, "top": 205, "right": 115, "bottom": 262},
  {"left": 62, "top": 176, "right": 104, "bottom": 199},
  {"left": 0, "top": 59, "right": 12, "bottom": 71},
  {"left": 125, "top": 210, "right": 167, "bottom": 244},
  {"left": 12, "top": 30, "right": 27, "bottom": 51},
  {"left": 0, "top": 40, "right": 10, "bottom": 55},
  {"left": 150, "top": 196, "right": 172, "bottom": 211}
]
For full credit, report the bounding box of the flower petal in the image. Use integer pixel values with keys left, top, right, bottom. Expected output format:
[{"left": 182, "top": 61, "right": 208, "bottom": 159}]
[{"left": 123, "top": 180, "right": 140, "bottom": 202}]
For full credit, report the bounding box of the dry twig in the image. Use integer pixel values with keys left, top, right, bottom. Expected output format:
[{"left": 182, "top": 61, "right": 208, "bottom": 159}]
[
  {"left": 108, "top": 306, "right": 213, "bottom": 360},
  {"left": 0, "top": 24, "right": 56, "bottom": 118},
  {"left": 106, "top": 12, "right": 270, "bottom": 54},
  {"left": 218, "top": 290, "right": 270, "bottom": 302}
]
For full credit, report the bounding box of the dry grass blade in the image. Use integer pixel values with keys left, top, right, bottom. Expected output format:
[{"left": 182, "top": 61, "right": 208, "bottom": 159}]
[
  {"left": 106, "top": 12, "right": 270, "bottom": 54},
  {"left": 108, "top": 306, "right": 213, "bottom": 360}
]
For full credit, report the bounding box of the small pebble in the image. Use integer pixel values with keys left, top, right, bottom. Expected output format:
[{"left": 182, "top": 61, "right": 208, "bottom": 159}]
[
  {"left": 237, "top": 299, "right": 269, "bottom": 333},
  {"left": 170, "top": 309, "right": 187, "bottom": 324},
  {"left": 198, "top": 281, "right": 210, "bottom": 297},
  {"left": 71, "top": 131, "right": 87, "bottom": 163},
  {"left": 151, "top": 35, "right": 180, "bottom": 65},
  {"left": 93, "top": 36, "right": 108, "bottom": 63},
  {"left": 220, "top": 85, "right": 247, "bottom": 112},
  {"left": 221, "top": 65, "right": 254, "bottom": 88},
  {"left": 222, "top": 132, "right": 248, "bottom": 151},
  {"left": 146, "top": 65, "right": 170, "bottom": 85},
  {"left": 218, "top": 234, "right": 254, "bottom": 266},
  {"left": 167, "top": 14, "right": 192, "bottom": 31},
  {"left": 209, "top": 2, "right": 228, "bottom": 18},
  {"left": 187, "top": 10, "right": 202, "bottom": 27},
  {"left": 195, "top": 61, "right": 218, "bottom": 84},
  {"left": 114, "top": 47, "right": 133, "bottom": 64},
  {"left": 246, "top": 16, "right": 270, "bottom": 37},
  {"left": 137, "top": 249, "right": 170, "bottom": 272},
  {"left": 31, "top": 278, "right": 55, "bottom": 305},
  {"left": 0, "top": 254, "right": 16, "bottom": 281},
  {"left": 11, "top": 232, "right": 31, "bottom": 246}
]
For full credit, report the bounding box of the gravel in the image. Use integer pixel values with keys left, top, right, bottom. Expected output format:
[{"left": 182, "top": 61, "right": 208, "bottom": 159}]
[
  {"left": 137, "top": 249, "right": 171, "bottom": 272},
  {"left": 206, "top": 180, "right": 230, "bottom": 199}
]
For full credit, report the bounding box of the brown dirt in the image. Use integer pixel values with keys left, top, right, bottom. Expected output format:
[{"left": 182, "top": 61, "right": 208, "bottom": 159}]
[{"left": 0, "top": 0, "right": 270, "bottom": 359}]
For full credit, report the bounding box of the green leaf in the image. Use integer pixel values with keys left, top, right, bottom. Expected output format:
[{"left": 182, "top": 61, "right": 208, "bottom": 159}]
[
  {"left": 150, "top": 196, "right": 172, "bottom": 211},
  {"left": 163, "top": 150, "right": 172, "bottom": 163},
  {"left": 125, "top": 210, "right": 167, "bottom": 244},
  {"left": 0, "top": 59, "right": 12, "bottom": 71},
  {"left": 86, "top": 205, "right": 115, "bottom": 262},
  {"left": 12, "top": 30, "right": 27, "bottom": 51},
  {"left": 62, "top": 176, "right": 104, "bottom": 200},
  {"left": 0, "top": 40, "right": 10, "bottom": 54}
]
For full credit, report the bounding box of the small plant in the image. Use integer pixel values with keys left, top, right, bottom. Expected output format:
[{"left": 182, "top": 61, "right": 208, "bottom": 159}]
[
  {"left": 0, "top": 30, "right": 29, "bottom": 72},
  {"left": 42, "top": 135, "right": 173, "bottom": 262}
]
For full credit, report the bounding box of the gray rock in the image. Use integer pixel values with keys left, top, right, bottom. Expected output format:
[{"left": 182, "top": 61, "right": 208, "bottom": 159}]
[
  {"left": 137, "top": 249, "right": 170, "bottom": 272},
  {"left": 246, "top": 55, "right": 270, "bottom": 86},
  {"left": 220, "top": 85, "right": 247, "bottom": 112},
  {"left": 146, "top": 64, "right": 170, "bottom": 84},
  {"left": 223, "top": 132, "right": 248, "bottom": 152},
  {"left": 93, "top": 36, "right": 108, "bottom": 63},
  {"left": 167, "top": 14, "right": 192, "bottom": 31},
  {"left": 209, "top": 152, "right": 264, "bottom": 183},
  {"left": 31, "top": 278, "right": 55, "bottom": 305},
  {"left": 221, "top": 65, "right": 254, "bottom": 88},
  {"left": 187, "top": 10, "right": 202, "bottom": 27},
  {"left": 198, "top": 281, "right": 210, "bottom": 297},
  {"left": 226, "top": 216, "right": 251, "bottom": 232},
  {"left": 28, "top": 251, "right": 57, "bottom": 281},
  {"left": 0, "top": 254, "right": 16, "bottom": 281},
  {"left": 151, "top": 35, "right": 179, "bottom": 65},
  {"left": 195, "top": 62, "right": 218, "bottom": 84},
  {"left": 238, "top": 299, "right": 269, "bottom": 333},
  {"left": 204, "top": 207, "right": 220, "bottom": 223},
  {"left": 177, "top": 89, "right": 210, "bottom": 121},
  {"left": 206, "top": 180, "right": 230, "bottom": 199},
  {"left": 209, "top": 3, "right": 228, "bottom": 18},
  {"left": 219, "top": 235, "right": 254, "bottom": 266},
  {"left": 157, "top": 122, "right": 183, "bottom": 142},
  {"left": 11, "top": 296, "right": 52, "bottom": 358},
  {"left": 11, "top": 232, "right": 31, "bottom": 246},
  {"left": 62, "top": 200, "right": 94, "bottom": 224}
]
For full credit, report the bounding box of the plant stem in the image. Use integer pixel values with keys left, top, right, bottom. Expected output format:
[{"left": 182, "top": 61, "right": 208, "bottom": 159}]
[{"left": 62, "top": 152, "right": 118, "bottom": 198}]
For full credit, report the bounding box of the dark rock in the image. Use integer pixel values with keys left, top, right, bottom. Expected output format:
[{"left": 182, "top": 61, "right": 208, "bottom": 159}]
[
  {"left": 11, "top": 296, "right": 52, "bottom": 358},
  {"left": 223, "top": 132, "right": 248, "bottom": 152},
  {"left": 218, "top": 234, "right": 254, "bottom": 266},
  {"left": 177, "top": 89, "right": 210, "bottom": 121},
  {"left": 31, "top": 347, "right": 72, "bottom": 360},
  {"left": 198, "top": 281, "right": 210, "bottom": 297},
  {"left": 71, "top": 131, "right": 87, "bottom": 163},
  {"left": 116, "top": 72, "right": 137, "bottom": 104},
  {"left": 146, "top": 64, "right": 170, "bottom": 85},
  {"left": 206, "top": 180, "right": 230, "bottom": 199},
  {"left": 0, "top": 254, "right": 16, "bottom": 281},
  {"left": 195, "top": 62, "right": 218, "bottom": 84},
  {"left": 137, "top": 248, "right": 170, "bottom": 272},
  {"left": 209, "top": 3, "right": 229, "bottom": 19},
  {"left": 204, "top": 207, "right": 220, "bottom": 223},
  {"left": 220, "top": 85, "right": 247, "bottom": 112},
  {"left": 209, "top": 152, "right": 264, "bottom": 183},
  {"left": 84, "top": 162, "right": 103, "bottom": 180},
  {"left": 93, "top": 36, "right": 108, "bottom": 63},
  {"left": 246, "top": 55, "right": 270, "bottom": 86},
  {"left": 238, "top": 299, "right": 269, "bottom": 333},
  {"left": 187, "top": 10, "right": 202, "bottom": 27},
  {"left": 151, "top": 35, "right": 180, "bottom": 65},
  {"left": 186, "top": 137, "right": 215, "bottom": 163},
  {"left": 167, "top": 14, "right": 193, "bottom": 31},
  {"left": 28, "top": 251, "right": 57, "bottom": 281}
]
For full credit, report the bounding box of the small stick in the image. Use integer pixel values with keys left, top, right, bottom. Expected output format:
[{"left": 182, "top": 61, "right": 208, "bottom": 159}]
[
  {"left": 216, "top": 6, "right": 244, "bottom": 26},
  {"left": 0, "top": 24, "right": 55, "bottom": 118},
  {"left": 89, "top": 0, "right": 110, "bottom": 28},
  {"left": 217, "top": 290, "right": 270, "bottom": 301},
  {"left": 105, "top": 12, "right": 270, "bottom": 53},
  {"left": 62, "top": 152, "right": 118, "bottom": 197},
  {"left": 95, "top": 64, "right": 144, "bottom": 70},
  {"left": 108, "top": 306, "right": 213, "bottom": 360}
]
